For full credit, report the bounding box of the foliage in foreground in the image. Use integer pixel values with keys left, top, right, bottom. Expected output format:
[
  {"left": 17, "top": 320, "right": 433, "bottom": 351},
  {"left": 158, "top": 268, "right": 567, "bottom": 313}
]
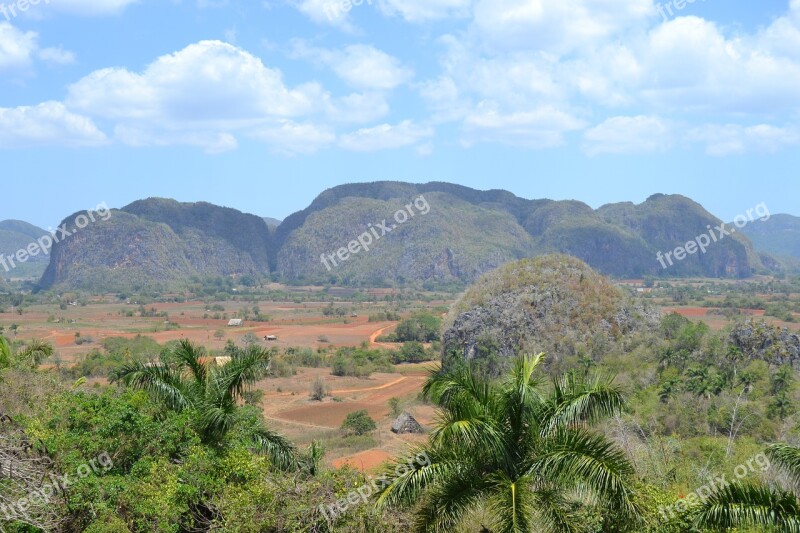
[{"left": 376, "top": 353, "right": 641, "bottom": 532}]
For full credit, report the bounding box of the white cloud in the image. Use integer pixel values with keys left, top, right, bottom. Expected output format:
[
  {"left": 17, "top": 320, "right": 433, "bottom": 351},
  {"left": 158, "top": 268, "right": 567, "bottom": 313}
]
[
  {"left": 0, "top": 101, "right": 107, "bottom": 148},
  {"left": 114, "top": 126, "right": 238, "bottom": 154},
  {"left": 67, "top": 41, "right": 321, "bottom": 123},
  {"left": 378, "top": 0, "right": 472, "bottom": 22},
  {"left": 339, "top": 120, "right": 432, "bottom": 151},
  {"left": 472, "top": 0, "right": 653, "bottom": 54},
  {"left": 463, "top": 102, "right": 585, "bottom": 147},
  {"left": 290, "top": 0, "right": 355, "bottom": 30},
  {"left": 38, "top": 46, "right": 76, "bottom": 65},
  {"left": 583, "top": 115, "right": 672, "bottom": 155},
  {"left": 0, "top": 22, "right": 37, "bottom": 71},
  {"left": 249, "top": 121, "right": 336, "bottom": 155},
  {"left": 688, "top": 124, "right": 800, "bottom": 156},
  {"left": 292, "top": 42, "right": 413, "bottom": 90},
  {"left": 325, "top": 92, "right": 390, "bottom": 123},
  {"left": 632, "top": 16, "right": 800, "bottom": 114}
]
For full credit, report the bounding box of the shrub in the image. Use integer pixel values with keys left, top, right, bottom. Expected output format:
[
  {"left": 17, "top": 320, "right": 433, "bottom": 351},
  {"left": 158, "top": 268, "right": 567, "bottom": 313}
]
[
  {"left": 310, "top": 376, "right": 328, "bottom": 401},
  {"left": 341, "top": 410, "right": 376, "bottom": 436}
]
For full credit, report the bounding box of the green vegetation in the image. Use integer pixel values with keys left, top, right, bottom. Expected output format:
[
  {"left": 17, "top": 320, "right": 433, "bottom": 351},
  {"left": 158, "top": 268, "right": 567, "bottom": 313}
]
[
  {"left": 331, "top": 346, "right": 394, "bottom": 377},
  {"left": 377, "top": 354, "right": 639, "bottom": 532},
  {"left": 391, "top": 312, "right": 441, "bottom": 343},
  {"left": 110, "top": 339, "right": 297, "bottom": 469},
  {"left": 0, "top": 335, "right": 54, "bottom": 370},
  {"left": 341, "top": 410, "right": 377, "bottom": 436}
]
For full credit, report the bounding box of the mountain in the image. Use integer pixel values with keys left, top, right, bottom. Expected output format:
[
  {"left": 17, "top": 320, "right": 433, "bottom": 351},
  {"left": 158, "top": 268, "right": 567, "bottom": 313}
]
[
  {"left": 275, "top": 184, "right": 761, "bottom": 284},
  {"left": 740, "top": 214, "right": 800, "bottom": 259},
  {"left": 39, "top": 199, "right": 273, "bottom": 292},
  {"left": 0, "top": 220, "right": 51, "bottom": 279},
  {"left": 263, "top": 217, "right": 282, "bottom": 230},
  {"left": 441, "top": 255, "right": 660, "bottom": 375},
  {"left": 37, "top": 183, "right": 774, "bottom": 291}
]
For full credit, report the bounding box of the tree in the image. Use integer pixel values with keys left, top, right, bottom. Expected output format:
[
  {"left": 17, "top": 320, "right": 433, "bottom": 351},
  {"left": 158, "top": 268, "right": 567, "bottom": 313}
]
[
  {"left": 110, "top": 339, "right": 297, "bottom": 470},
  {"left": 0, "top": 336, "right": 54, "bottom": 370},
  {"left": 695, "top": 444, "right": 800, "bottom": 531},
  {"left": 341, "top": 410, "right": 377, "bottom": 436},
  {"left": 394, "top": 313, "right": 441, "bottom": 343},
  {"left": 17, "top": 339, "right": 54, "bottom": 369},
  {"left": 376, "top": 353, "right": 640, "bottom": 532}
]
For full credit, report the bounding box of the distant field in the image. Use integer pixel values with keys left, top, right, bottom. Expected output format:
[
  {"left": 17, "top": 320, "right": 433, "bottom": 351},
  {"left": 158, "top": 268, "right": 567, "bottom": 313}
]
[{"left": 0, "top": 286, "right": 451, "bottom": 470}]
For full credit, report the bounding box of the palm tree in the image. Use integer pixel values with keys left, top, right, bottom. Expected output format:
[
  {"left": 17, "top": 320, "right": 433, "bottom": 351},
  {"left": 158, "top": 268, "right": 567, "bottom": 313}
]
[
  {"left": 695, "top": 443, "right": 800, "bottom": 531},
  {"left": 0, "top": 336, "right": 53, "bottom": 369},
  {"left": 375, "top": 353, "right": 640, "bottom": 532},
  {"left": 110, "top": 339, "right": 297, "bottom": 470},
  {"left": 17, "top": 339, "right": 54, "bottom": 369}
]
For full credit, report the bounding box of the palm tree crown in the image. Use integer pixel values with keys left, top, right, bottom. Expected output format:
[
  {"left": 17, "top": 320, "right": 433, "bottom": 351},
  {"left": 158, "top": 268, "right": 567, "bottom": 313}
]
[
  {"left": 376, "top": 353, "right": 640, "bottom": 532},
  {"left": 110, "top": 338, "right": 296, "bottom": 470}
]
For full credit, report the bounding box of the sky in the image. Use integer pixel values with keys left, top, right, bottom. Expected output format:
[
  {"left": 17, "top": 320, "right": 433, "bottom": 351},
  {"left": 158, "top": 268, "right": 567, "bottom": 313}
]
[{"left": 1, "top": 0, "right": 799, "bottom": 229}]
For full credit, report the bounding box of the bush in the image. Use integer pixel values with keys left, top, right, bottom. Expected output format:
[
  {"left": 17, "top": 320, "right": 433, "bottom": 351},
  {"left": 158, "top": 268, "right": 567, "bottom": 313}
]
[
  {"left": 392, "top": 341, "right": 435, "bottom": 364},
  {"left": 341, "top": 410, "right": 377, "bottom": 436},
  {"left": 331, "top": 347, "right": 393, "bottom": 378},
  {"left": 394, "top": 313, "right": 441, "bottom": 342},
  {"left": 309, "top": 376, "right": 328, "bottom": 401}
]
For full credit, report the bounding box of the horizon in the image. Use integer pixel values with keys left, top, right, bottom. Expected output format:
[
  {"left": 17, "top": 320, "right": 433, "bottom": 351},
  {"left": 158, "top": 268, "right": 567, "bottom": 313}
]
[{"left": 3, "top": 177, "right": 800, "bottom": 230}]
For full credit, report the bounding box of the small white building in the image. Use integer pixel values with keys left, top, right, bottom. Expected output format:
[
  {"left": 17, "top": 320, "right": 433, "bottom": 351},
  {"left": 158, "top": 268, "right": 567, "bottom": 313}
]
[{"left": 227, "top": 319, "right": 243, "bottom": 327}]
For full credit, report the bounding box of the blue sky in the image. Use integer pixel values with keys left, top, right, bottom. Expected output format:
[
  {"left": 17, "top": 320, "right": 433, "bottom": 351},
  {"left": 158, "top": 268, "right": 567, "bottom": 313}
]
[{"left": 1, "top": 0, "right": 799, "bottom": 228}]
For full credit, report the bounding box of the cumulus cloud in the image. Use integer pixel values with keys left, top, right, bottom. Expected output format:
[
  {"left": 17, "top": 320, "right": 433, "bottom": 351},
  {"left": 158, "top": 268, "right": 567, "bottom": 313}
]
[
  {"left": 463, "top": 103, "right": 585, "bottom": 147},
  {"left": 0, "top": 102, "right": 107, "bottom": 148},
  {"left": 0, "top": 22, "right": 37, "bottom": 71},
  {"left": 583, "top": 115, "right": 672, "bottom": 155},
  {"left": 471, "top": 0, "right": 653, "bottom": 54},
  {"left": 378, "top": 0, "right": 472, "bottom": 22},
  {"left": 339, "top": 120, "right": 432, "bottom": 151},
  {"left": 292, "top": 42, "right": 413, "bottom": 90},
  {"left": 688, "top": 124, "right": 800, "bottom": 156}
]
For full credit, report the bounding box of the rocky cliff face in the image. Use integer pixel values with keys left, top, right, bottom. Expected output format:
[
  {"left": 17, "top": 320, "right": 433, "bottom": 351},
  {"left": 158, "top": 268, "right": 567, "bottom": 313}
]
[
  {"left": 39, "top": 200, "right": 273, "bottom": 292},
  {"left": 37, "top": 183, "right": 772, "bottom": 291},
  {"left": 442, "top": 255, "right": 661, "bottom": 374}
]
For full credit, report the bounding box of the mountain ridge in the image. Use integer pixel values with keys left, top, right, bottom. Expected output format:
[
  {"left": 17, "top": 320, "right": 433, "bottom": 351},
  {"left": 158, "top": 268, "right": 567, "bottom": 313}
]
[{"left": 33, "top": 182, "right": 792, "bottom": 291}]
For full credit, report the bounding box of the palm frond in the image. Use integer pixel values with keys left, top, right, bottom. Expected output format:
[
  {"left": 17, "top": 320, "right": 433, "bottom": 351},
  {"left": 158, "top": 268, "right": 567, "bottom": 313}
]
[
  {"left": 251, "top": 425, "right": 298, "bottom": 471},
  {"left": 531, "top": 485, "right": 584, "bottom": 533},
  {"left": 531, "top": 428, "right": 637, "bottom": 521},
  {"left": 212, "top": 345, "right": 272, "bottom": 401},
  {"left": 694, "top": 482, "right": 800, "bottom": 532},
  {"left": 484, "top": 471, "right": 535, "bottom": 533},
  {"left": 109, "top": 361, "right": 192, "bottom": 411},
  {"left": 171, "top": 339, "right": 207, "bottom": 387},
  {"left": 403, "top": 462, "right": 486, "bottom": 533},
  {"left": 376, "top": 447, "right": 470, "bottom": 510},
  {"left": 768, "top": 444, "right": 800, "bottom": 487},
  {"left": 540, "top": 372, "right": 626, "bottom": 436}
]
